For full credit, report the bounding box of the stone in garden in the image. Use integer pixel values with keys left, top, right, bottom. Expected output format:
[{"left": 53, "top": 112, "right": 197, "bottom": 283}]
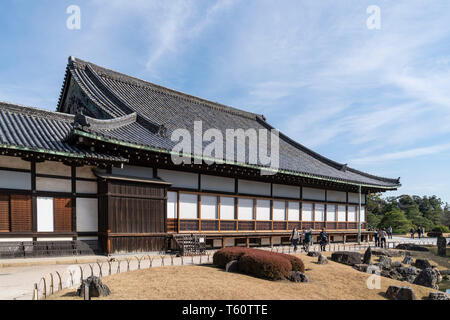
[
  {"left": 76, "top": 276, "right": 111, "bottom": 298},
  {"left": 391, "top": 261, "right": 403, "bottom": 268},
  {"left": 414, "top": 259, "right": 431, "bottom": 270},
  {"left": 388, "top": 269, "right": 403, "bottom": 281},
  {"left": 225, "top": 260, "right": 239, "bottom": 273},
  {"left": 413, "top": 268, "right": 441, "bottom": 289},
  {"left": 385, "top": 285, "right": 417, "bottom": 300},
  {"left": 440, "top": 269, "right": 450, "bottom": 276},
  {"left": 395, "top": 244, "right": 429, "bottom": 252},
  {"left": 377, "top": 256, "right": 392, "bottom": 269},
  {"left": 398, "top": 266, "right": 420, "bottom": 283},
  {"left": 353, "top": 264, "right": 369, "bottom": 272},
  {"left": 317, "top": 254, "right": 328, "bottom": 264},
  {"left": 371, "top": 248, "right": 403, "bottom": 257},
  {"left": 289, "top": 271, "right": 309, "bottom": 283},
  {"left": 437, "top": 235, "right": 447, "bottom": 257},
  {"left": 366, "top": 265, "right": 381, "bottom": 274},
  {"left": 428, "top": 292, "right": 450, "bottom": 300},
  {"left": 402, "top": 255, "right": 413, "bottom": 265},
  {"left": 330, "top": 251, "right": 362, "bottom": 266},
  {"left": 362, "top": 247, "right": 372, "bottom": 264},
  {"left": 307, "top": 251, "right": 321, "bottom": 257}
]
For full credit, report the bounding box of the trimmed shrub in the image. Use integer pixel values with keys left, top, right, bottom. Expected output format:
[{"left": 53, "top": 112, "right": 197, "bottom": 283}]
[
  {"left": 278, "top": 253, "right": 305, "bottom": 272},
  {"left": 213, "top": 247, "right": 252, "bottom": 268},
  {"left": 239, "top": 250, "right": 292, "bottom": 280}
]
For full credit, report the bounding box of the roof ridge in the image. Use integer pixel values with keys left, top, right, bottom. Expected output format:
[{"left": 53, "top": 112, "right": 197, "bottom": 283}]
[
  {"left": 0, "top": 101, "right": 75, "bottom": 122},
  {"left": 255, "top": 116, "right": 400, "bottom": 185},
  {"left": 69, "top": 57, "right": 264, "bottom": 121}
]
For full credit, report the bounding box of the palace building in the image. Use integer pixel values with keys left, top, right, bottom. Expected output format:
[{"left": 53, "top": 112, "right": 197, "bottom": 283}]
[{"left": 0, "top": 57, "right": 400, "bottom": 257}]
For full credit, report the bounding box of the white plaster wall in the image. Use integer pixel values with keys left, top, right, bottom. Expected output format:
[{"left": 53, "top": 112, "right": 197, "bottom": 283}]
[
  {"left": 167, "top": 191, "right": 177, "bottom": 219},
  {"left": 327, "top": 204, "right": 337, "bottom": 222},
  {"left": 0, "top": 170, "right": 31, "bottom": 190},
  {"left": 349, "top": 192, "right": 366, "bottom": 204},
  {"left": 238, "top": 179, "right": 270, "bottom": 196},
  {"left": 220, "top": 197, "right": 235, "bottom": 220},
  {"left": 201, "top": 196, "right": 218, "bottom": 220},
  {"left": 201, "top": 174, "right": 235, "bottom": 193},
  {"left": 337, "top": 205, "right": 346, "bottom": 222},
  {"left": 37, "top": 197, "right": 54, "bottom": 232},
  {"left": 112, "top": 165, "right": 153, "bottom": 179},
  {"left": 302, "top": 203, "right": 313, "bottom": 221},
  {"left": 0, "top": 238, "right": 33, "bottom": 242},
  {"left": 76, "top": 198, "right": 98, "bottom": 232},
  {"left": 37, "top": 238, "right": 73, "bottom": 241},
  {"left": 159, "top": 169, "right": 198, "bottom": 189},
  {"left": 273, "top": 184, "right": 300, "bottom": 199},
  {"left": 179, "top": 193, "right": 198, "bottom": 219},
  {"left": 238, "top": 198, "right": 254, "bottom": 220},
  {"left": 327, "top": 190, "right": 346, "bottom": 202},
  {"left": 256, "top": 199, "right": 270, "bottom": 221},
  {"left": 37, "top": 161, "right": 71, "bottom": 177},
  {"left": 273, "top": 201, "right": 286, "bottom": 221},
  {"left": 303, "top": 187, "right": 326, "bottom": 201},
  {"left": 76, "top": 181, "right": 97, "bottom": 194},
  {"left": 288, "top": 201, "right": 300, "bottom": 221},
  {"left": 0, "top": 155, "right": 30, "bottom": 170},
  {"left": 37, "top": 177, "right": 71, "bottom": 192}
]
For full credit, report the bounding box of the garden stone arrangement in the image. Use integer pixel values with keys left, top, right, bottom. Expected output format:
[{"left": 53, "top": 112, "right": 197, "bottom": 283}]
[
  {"left": 76, "top": 276, "right": 111, "bottom": 298},
  {"left": 331, "top": 247, "right": 444, "bottom": 290},
  {"left": 213, "top": 247, "right": 307, "bottom": 282}
]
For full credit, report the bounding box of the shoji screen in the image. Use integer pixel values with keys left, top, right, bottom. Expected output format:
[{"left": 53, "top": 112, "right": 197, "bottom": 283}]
[
  {"left": 220, "top": 197, "right": 235, "bottom": 220},
  {"left": 256, "top": 199, "right": 271, "bottom": 221},
  {"left": 287, "top": 202, "right": 300, "bottom": 221},
  {"left": 273, "top": 201, "right": 286, "bottom": 221},
  {"left": 238, "top": 198, "right": 254, "bottom": 220},
  {"left": 326, "top": 204, "right": 336, "bottom": 222},
  {"left": 314, "top": 204, "right": 325, "bottom": 221},
  {"left": 302, "top": 203, "right": 313, "bottom": 221},
  {"left": 201, "top": 196, "right": 218, "bottom": 220},
  {"left": 37, "top": 197, "right": 54, "bottom": 232},
  {"left": 167, "top": 192, "right": 178, "bottom": 219},
  {"left": 179, "top": 193, "right": 198, "bottom": 219}
]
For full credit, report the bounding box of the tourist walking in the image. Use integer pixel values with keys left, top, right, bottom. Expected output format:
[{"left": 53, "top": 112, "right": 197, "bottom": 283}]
[
  {"left": 319, "top": 228, "right": 328, "bottom": 252},
  {"left": 410, "top": 227, "right": 415, "bottom": 239},
  {"left": 303, "top": 228, "right": 312, "bottom": 252},
  {"left": 417, "top": 227, "right": 422, "bottom": 239},
  {"left": 379, "top": 229, "right": 387, "bottom": 248},
  {"left": 290, "top": 227, "right": 300, "bottom": 252},
  {"left": 374, "top": 229, "right": 380, "bottom": 247}
]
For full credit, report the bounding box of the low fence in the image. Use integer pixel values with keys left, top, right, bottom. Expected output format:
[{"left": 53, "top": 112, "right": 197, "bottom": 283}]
[{"left": 33, "top": 239, "right": 437, "bottom": 300}]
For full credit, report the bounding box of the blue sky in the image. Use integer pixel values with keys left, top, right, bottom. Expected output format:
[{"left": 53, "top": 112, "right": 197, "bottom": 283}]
[{"left": 1, "top": 0, "right": 449, "bottom": 203}]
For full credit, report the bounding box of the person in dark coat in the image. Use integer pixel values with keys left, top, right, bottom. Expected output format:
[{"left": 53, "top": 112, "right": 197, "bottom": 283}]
[
  {"left": 374, "top": 229, "right": 380, "bottom": 247},
  {"left": 290, "top": 227, "right": 300, "bottom": 252},
  {"left": 410, "top": 227, "right": 415, "bottom": 239},
  {"left": 319, "top": 228, "right": 328, "bottom": 252}
]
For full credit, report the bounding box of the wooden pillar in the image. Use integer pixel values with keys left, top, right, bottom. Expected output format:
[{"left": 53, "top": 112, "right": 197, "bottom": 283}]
[
  {"left": 246, "top": 237, "right": 250, "bottom": 248},
  {"left": 31, "top": 161, "right": 37, "bottom": 240},
  {"left": 270, "top": 236, "right": 273, "bottom": 247},
  {"left": 71, "top": 165, "right": 77, "bottom": 240}
]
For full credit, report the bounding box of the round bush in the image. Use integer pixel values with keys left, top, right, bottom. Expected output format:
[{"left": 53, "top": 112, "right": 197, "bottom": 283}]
[
  {"left": 239, "top": 251, "right": 292, "bottom": 280},
  {"left": 278, "top": 253, "right": 305, "bottom": 273},
  {"left": 213, "top": 247, "right": 252, "bottom": 268}
]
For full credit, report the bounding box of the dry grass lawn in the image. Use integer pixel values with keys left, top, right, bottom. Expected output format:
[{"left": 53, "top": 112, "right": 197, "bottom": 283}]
[{"left": 49, "top": 250, "right": 442, "bottom": 300}]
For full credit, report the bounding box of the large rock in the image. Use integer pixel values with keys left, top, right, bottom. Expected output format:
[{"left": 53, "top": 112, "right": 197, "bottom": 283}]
[
  {"left": 317, "top": 254, "right": 328, "bottom": 265},
  {"left": 331, "top": 251, "right": 362, "bottom": 266},
  {"left": 307, "top": 251, "right": 321, "bottom": 257},
  {"left": 428, "top": 292, "right": 450, "bottom": 300},
  {"left": 362, "top": 247, "right": 372, "bottom": 264},
  {"left": 225, "top": 260, "right": 239, "bottom": 273},
  {"left": 385, "top": 286, "right": 417, "bottom": 300},
  {"left": 391, "top": 261, "right": 403, "bottom": 268},
  {"left": 76, "top": 276, "right": 111, "bottom": 298},
  {"left": 371, "top": 248, "right": 403, "bottom": 257},
  {"left": 414, "top": 259, "right": 431, "bottom": 270},
  {"left": 377, "top": 256, "right": 392, "bottom": 270},
  {"left": 289, "top": 271, "right": 309, "bottom": 283},
  {"left": 413, "top": 268, "right": 441, "bottom": 289},
  {"left": 398, "top": 266, "right": 420, "bottom": 283},
  {"left": 402, "top": 255, "right": 413, "bottom": 265},
  {"left": 395, "top": 244, "right": 429, "bottom": 252},
  {"left": 437, "top": 235, "right": 447, "bottom": 257}
]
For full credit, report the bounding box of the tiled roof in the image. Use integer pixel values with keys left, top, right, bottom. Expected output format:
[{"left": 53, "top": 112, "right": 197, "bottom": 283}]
[
  {"left": 58, "top": 57, "right": 400, "bottom": 189},
  {"left": 0, "top": 101, "right": 127, "bottom": 163}
]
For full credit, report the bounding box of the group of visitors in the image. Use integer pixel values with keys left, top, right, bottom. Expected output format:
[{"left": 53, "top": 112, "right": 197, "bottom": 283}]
[
  {"left": 410, "top": 227, "right": 425, "bottom": 239},
  {"left": 374, "top": 228, "right": 389, "bottom": 248},
  {"left": 289, "top": 227, "right": 329, "bottom": 252}
]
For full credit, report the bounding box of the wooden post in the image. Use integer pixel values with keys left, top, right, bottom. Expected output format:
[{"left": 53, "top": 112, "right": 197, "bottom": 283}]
[
  {"left": 246, "top": 237, "right": 250, "bottom": 248},
  {"left": 83, "top": 282, "right": 90, "bottom": 300},
  {"left": 33, "top": 283, "right": 38, "bottom": 300}
]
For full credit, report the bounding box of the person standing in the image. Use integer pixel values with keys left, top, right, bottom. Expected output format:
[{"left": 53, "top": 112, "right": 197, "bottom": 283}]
[
  {"left": 303, "top": 228, "right": 312, "bottom": 252},
  {"left": 410, "top": 227, "right": 415, "bottom": 239},
  {"left": 388, "top": 226, "right": 393, "bottom": 239},
  {"left": 290, "top": 227, "right": 300, "bottom": 252},
  {"left": 379, "top": 229, "right": 387, "bottom": 248},
  {"left": 319, "top": 228, "right": 328, "bottom": 252},
  {"left": 417, "top": 227, "right": 422, "bottom": 239},
  {"left": 374, "top": 229, "right": 380, "bottom": 247}
]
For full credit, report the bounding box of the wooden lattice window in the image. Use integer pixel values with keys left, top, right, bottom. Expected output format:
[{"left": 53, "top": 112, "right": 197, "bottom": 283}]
[
  {"left": 10, "top": 194, "right": 32, "bottom": 232},
  {"left": 54, "top": 198, "right": 72, "bottom": 232},
  {"left": 0, "top": 195, "right": 10, "bottom": 232}
]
